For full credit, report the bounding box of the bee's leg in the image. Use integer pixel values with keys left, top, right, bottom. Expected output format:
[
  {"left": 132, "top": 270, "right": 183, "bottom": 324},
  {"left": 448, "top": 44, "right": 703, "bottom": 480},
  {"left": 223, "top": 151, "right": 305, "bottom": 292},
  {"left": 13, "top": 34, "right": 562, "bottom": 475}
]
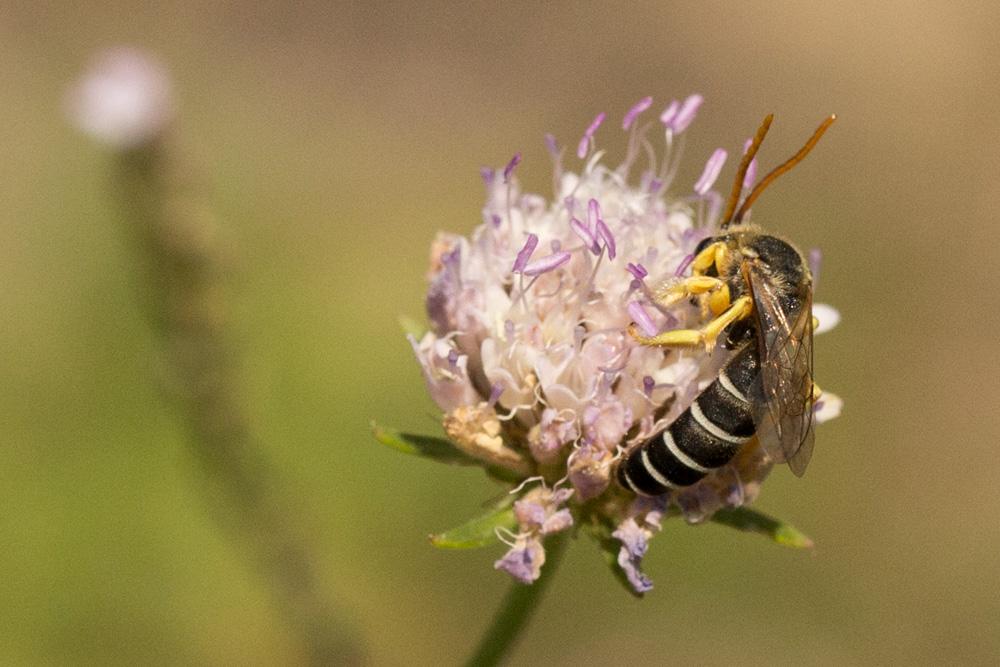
[
  {"left": 651, "top": 276, "right": 727, "bottom": 309},
  {"left": 691, "top": 241, "right": 730, "bottom": 276},
  {"left": 629, "top": 296, "right": 753, "bottom": 353}
]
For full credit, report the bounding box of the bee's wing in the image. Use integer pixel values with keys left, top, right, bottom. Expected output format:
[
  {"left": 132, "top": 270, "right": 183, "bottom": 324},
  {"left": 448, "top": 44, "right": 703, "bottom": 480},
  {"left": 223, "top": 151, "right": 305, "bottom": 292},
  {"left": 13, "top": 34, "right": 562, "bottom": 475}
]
[{"left": 746, "top": 262, "right": 816, "bottom": 476}]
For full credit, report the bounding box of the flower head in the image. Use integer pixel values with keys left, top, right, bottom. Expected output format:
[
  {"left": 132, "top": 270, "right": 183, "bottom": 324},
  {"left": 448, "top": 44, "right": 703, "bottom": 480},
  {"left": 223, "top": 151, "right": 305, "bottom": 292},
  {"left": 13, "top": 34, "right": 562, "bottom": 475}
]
[
  {"left": 67, "top": 47, "right": 173, "bottom": 149},
  {"left": 401, "top": 96, "right": 841, "bottom": 594}
]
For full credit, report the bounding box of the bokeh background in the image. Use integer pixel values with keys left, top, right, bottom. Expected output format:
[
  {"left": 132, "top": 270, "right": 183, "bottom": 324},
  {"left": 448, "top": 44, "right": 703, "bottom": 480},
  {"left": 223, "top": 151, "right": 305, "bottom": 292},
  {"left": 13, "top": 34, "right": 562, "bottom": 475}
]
[{"left": 3, "top": 2, "right": 999, "bottom": 664}]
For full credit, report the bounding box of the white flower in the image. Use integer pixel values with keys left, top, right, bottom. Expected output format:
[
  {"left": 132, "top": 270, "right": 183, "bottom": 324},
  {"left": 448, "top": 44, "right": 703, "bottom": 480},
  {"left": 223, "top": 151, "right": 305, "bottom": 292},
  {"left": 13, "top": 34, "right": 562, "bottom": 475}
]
[{"left": 67, "top": 47, "right": 173, "bottom": 149}]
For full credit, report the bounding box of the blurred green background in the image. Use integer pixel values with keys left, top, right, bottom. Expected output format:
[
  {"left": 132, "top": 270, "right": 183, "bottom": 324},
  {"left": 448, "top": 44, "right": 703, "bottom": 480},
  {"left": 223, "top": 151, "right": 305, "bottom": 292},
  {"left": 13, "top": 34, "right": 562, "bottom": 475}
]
[{"left": 3, "top": 2, "right": 999, "bottom": 664}]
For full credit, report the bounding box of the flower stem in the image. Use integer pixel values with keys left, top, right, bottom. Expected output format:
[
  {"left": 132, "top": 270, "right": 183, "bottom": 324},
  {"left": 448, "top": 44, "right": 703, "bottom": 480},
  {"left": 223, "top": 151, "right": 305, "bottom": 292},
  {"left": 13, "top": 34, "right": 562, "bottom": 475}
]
[
  {"left": 113, "top": 141, "right": 361, "bottom": 664},
  {"left": 465, "top": 533, "right": 570, "bottom": 667}
]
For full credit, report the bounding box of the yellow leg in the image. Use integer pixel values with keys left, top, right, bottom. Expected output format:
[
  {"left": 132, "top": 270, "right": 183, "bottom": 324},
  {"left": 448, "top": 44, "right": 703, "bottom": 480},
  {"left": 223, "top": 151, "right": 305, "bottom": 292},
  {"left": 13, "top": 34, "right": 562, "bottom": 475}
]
[
  {"left": 652, "top": 275, "right": 726, "bottom": 309},
  {"left": 629, "top": 296, "right": 753, "bottom": 353},
  {"left": 691, "top": 242, "right": 725, "bottom": 275}
]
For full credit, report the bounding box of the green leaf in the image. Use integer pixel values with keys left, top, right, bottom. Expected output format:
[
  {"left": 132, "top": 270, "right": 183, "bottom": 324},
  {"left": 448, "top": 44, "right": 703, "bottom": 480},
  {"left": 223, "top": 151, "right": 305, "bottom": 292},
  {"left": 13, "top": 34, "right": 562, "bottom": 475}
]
[
  {"left": 711, "top": 506, "right": 814, "bottom": 549},
  {"left": 581, "top": 521, "right": 644, "bottom": 599},
  {"left": 371, "top": 422, "right": 479, "bottom": 466},
  {"left": 430, "top": 500, "right": 518, "bottom": 549},
  {"left": 371, "top": 422, "right": 525, "bottom": 483}
]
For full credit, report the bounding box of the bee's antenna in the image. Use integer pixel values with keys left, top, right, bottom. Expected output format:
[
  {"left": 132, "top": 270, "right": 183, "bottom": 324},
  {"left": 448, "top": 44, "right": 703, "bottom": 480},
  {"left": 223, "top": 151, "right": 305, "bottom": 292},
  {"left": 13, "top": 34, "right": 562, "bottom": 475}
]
[
  {"left": 733, "top": 114, "right": 837, "bottom": 225},
  {"left": 721, "top": 114, "right": 773, "bottom": 229}
]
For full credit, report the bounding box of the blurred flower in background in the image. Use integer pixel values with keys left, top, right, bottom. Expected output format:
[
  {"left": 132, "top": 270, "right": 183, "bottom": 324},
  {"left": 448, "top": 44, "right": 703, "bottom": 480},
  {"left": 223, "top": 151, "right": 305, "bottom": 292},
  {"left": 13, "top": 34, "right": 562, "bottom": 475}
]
[
  {"left": 382, "top": 96, "right": 842, "bottom": 594},
  {"left": 66, "top": 47, "right": 173, "bottom": 149}
]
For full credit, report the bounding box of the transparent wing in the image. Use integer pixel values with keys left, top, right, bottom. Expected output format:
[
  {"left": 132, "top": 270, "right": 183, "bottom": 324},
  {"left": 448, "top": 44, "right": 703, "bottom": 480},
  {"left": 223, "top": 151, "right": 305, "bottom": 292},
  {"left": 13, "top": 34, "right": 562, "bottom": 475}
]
[{"left": 746, "top": 263, "right": 816, "bottom": 476}]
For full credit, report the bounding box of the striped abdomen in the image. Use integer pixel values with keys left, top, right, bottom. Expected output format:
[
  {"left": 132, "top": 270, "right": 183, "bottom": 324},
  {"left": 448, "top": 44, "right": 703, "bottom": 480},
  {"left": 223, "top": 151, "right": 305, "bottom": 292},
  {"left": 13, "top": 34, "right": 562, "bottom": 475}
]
[{"left": 618, "top": 344, "right": 760, "bottom": 496}]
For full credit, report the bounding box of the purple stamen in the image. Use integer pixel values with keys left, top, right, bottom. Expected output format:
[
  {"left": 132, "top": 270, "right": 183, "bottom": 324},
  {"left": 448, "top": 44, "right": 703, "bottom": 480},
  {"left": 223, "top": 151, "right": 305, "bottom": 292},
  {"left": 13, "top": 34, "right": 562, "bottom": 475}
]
[
  {"left": 643, "top": 375, "right": 655, "bottom": 396},
  {"left": 550, "top": 239, "right": 562, "bottom": 252},
  {"left": 596, "top": 219, "right": 616, "bottom": 260},
  {"left": 648, "top": 178, "right": 663, "bottom": 194},
  {"left": 659, "top": 99, "right": 680, "bottom": 126},
  {"left": 488, "top": 382, "right": 505, "bottom": 407},
  {"left": 577, "top": 111, "right": 606, "bottom": 159},
  {"left": 626, "top": 262, "right": 648, "bottom": 280},
  {"left": 480, "top": 167, "right": 495, "bottom": 187},
  {"left": 447, "top": 349, "right": 459, "bottom": 366},
  {"left": 623, "top": 96, "right": 653, "bottom": 130},
  {"left": 504, "top": 319, "right": 515, "bottom": 336},
  {"left": 523, "top": 251, "right": 572, "bottom": 276},
  {"left": 588, "top": 198, "right": 602, "bottom": 227},
  {"left": 512, "top": 233, "right": 538, "bottom": 273},
  {"left": 491, "top": 213, "right": 502, "bottom": 227},
  {"left": 674, "top": 253, "right": 695, "bottom": 277},
  {"left": 694, "top": 148, "right": 728, "bottom": 195},
  {"left": 670, "top": 94, "right": 703, "bottom": 134},
  {"left": 627, "top": 301, "right": 658, "bottom": 337},
  {"left": 570, "top": 217, "right": 599, "bottom": 253},
  {"left": 503, "top": 152, "right": 522, "bottom": 183},
  {"left": 544, "top": 133, "right": 559, "bottom": 156}
]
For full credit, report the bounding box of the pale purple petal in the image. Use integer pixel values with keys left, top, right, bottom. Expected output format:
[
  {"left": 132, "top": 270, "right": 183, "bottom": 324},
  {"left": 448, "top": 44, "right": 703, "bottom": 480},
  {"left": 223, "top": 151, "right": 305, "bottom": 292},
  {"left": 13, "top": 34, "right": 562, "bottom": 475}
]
[
  {"left": 503, "top": 152, "right": 522, "bottom": 183},
  {"left": 512, "top": 233, "right": 538, "bottom": 273},
  {"left": 613, "top": 519, "right": 654, "bottom": 593},
  {"left": 659, "top": 100, "right": 680, "bottom": 126},
  {"left": 523, "top": 251, "right": 571, "bottom": 276},
  {"left": 514, "top": 499, "right": 547, "bottom": 527},
  {"left": 494, "top": 537, "right": 545, "bottom": 584},
  {"left": 628, "top": 301, "right": 658, "bottom": 337},
  {"left": 694, "top": 148, "right": 728, "bottom": 195},
  {"left": 670, "top": 94, "right": 703, "bottom": 134},
  {"left": 623, "top": 96, "right": 653, "bottom": 130},
  {"left": 540, "top": 508, "right": 573, "bottom": 535}
]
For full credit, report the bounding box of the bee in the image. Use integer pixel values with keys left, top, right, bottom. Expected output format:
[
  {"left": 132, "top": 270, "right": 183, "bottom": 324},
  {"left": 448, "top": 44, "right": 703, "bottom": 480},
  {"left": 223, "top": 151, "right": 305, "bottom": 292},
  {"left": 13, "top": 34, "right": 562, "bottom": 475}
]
[{"left": 617, "top": 114, "right": 836, "bottom": 496}]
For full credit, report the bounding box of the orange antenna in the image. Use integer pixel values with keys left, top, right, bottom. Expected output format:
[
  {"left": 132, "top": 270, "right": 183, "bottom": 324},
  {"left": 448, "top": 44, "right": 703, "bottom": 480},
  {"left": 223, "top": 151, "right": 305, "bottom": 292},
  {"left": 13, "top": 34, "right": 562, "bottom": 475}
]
[
  {"left": 720, "top": 114, "right": 773, "bottom": 229},
  {"left": 732, "top": 114, "right": 837, "bottom": 225}
]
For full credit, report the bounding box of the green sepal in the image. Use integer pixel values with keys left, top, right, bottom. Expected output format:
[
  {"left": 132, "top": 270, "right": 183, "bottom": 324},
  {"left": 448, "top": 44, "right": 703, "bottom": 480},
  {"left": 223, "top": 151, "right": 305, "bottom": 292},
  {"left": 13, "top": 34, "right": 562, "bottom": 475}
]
[
  {"left": 429, "top": 497, "right": 518, "bottom": 549},
  {"left": 711, "top": 506, "right": 814, "bottom": 549},
  {"left": 371, "top": 422, "right": 479, "bottom": 466},
  {"left": 581, "top": 520, "right": 644, "bottom": 599},
  {"left": 371, "top": 422, "right": 526, "bottom": 484}
]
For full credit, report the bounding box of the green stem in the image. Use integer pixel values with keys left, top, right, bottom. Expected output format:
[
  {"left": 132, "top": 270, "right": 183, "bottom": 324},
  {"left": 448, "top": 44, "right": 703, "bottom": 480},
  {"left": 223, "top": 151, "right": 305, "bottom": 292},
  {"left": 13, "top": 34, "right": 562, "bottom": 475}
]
[
  {"left": 114, "top": 142, "right": 360, "bottom": 665},
  {"left": 465, "top": 533, "right": 570, "bottom": 667}
]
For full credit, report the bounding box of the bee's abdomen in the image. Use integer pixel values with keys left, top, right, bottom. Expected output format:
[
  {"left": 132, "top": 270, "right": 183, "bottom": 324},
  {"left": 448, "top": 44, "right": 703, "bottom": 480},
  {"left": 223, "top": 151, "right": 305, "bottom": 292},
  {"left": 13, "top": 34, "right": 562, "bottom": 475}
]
[{"left": 618, "top": 345, "right": 758, "bottom": 496}]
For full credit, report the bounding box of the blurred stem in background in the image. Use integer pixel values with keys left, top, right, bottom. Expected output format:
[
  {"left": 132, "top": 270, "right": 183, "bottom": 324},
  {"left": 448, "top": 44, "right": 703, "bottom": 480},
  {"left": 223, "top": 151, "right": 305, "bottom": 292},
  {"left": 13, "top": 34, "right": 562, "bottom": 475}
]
[
  {"left": 466, "top": 532, "right": 569, "bottom": 666},
  {"left": 65, "top": 48, "right": 361, "bottom": 663},
  {"left": 113, "top": 138, "right": 361, "bottom": 664}
]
